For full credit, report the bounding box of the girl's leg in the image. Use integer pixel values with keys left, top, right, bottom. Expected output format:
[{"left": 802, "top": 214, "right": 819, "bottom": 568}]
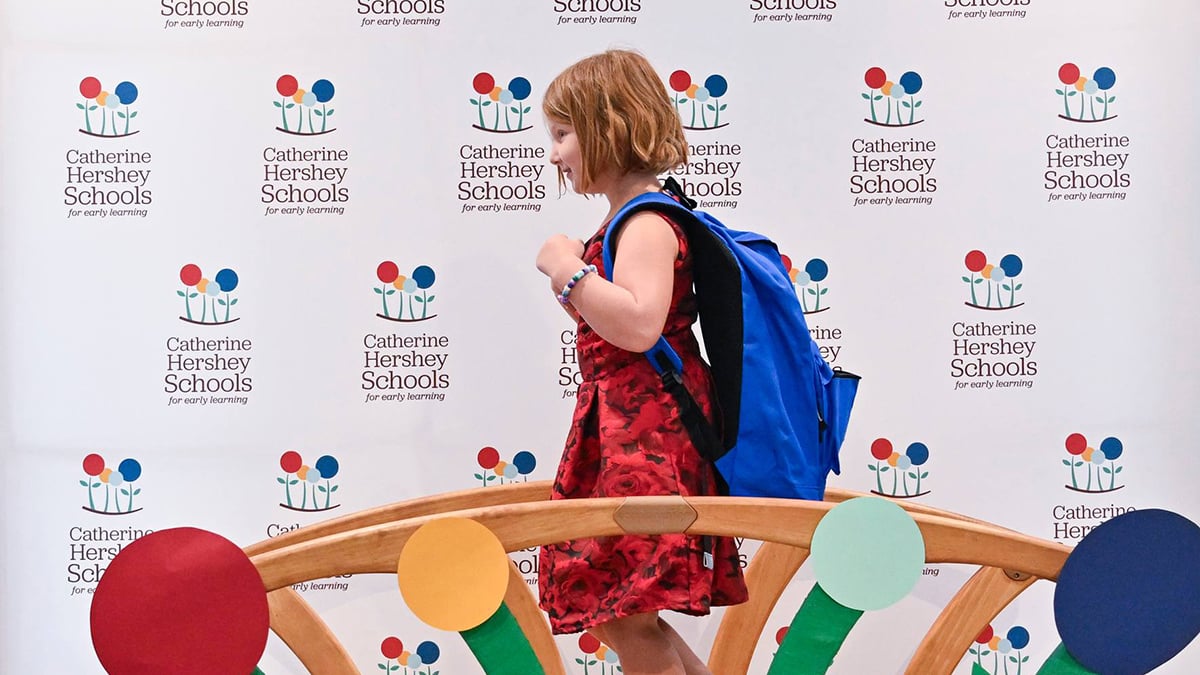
[
  {"left": 658, "top": 618, "right": 712, "bottom": 675},
  {"left": 595, "top": 612, "right": 686, "bottom": 675}
]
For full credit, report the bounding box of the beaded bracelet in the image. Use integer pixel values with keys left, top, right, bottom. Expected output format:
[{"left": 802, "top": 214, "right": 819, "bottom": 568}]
[{"left": 558, "top": 264, "right": 597, "bottom": 305}]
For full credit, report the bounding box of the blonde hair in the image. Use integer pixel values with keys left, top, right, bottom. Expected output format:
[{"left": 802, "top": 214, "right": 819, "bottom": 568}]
[{"left": 543, "top": 49, "right": 688, "bottom": 192}]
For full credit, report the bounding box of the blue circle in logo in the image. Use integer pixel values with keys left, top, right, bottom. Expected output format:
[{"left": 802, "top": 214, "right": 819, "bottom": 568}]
[
  {"left": 314, "top": 455, "right": 339, "bottom": 480},
  {"left": 118, "top": 458, "right": 142, "bottom": 482},
  {"left": 413, "top": 265, "right": 436, "bottom": 290},
  {"left": 1099, "top": 437, "right": 1123, "bottom": 461},
  {"left": 215, "top": 268, "right": 239, "bottom": 293},
  {"left": 704, "top": 74, "right": 728, "bottom": 98},
  {"left": 115, "top": 81, "right": 139, "bottom": 105},
  {"left": 1093, "top": 67, "right": 1117, "bottom": 91},
  {"left": 513, "top": 451, "right": 537, "bottom": 475},
  {"left": 312, "top": 79, "right": 335, "bottom": 103},
  {"left": 804, "top": 258, "right": 829, "bottom": 283},
  {"left": 415, "top": 641, "right": 440, "bottom": 664},
  {"left": 898, "top": 71, "right": 923, "bottom": 96},
  {"left": 508, "top": 77, "right": 532, "bottom": 101},
  {"left": 999, "top": 254, "right": 1023, "bottom": 278}
]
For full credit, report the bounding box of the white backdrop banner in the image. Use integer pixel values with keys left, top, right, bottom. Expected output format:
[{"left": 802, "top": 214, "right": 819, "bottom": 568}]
[{"left": 2, "top": 0, "right": 1198, "bottom": 673}]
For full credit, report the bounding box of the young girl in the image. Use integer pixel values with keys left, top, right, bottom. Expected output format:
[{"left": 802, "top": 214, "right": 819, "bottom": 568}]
[{"left": 535, "top": 50, "right": 748, "bottom": 675}]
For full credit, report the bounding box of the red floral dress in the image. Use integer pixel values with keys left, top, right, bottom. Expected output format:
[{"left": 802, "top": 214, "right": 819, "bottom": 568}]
[{"left": 538, "top": 213, "right": 748, "bottom": 635}]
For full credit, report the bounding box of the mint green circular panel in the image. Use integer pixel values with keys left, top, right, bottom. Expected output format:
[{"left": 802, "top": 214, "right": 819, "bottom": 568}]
[{"left": 810, "top": 497, "right": 926, "bottom": 611}]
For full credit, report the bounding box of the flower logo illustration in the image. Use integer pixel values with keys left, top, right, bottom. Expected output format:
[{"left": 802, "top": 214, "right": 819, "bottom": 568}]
[
  {"left": 868, "top": 438, "right": 931, "bottom": 499},
  {"left": 77, "top": 77, "right": 140, "bottom": 137},
  {"left": 470, "top": 72, "right": 534, "bottom": 133},
  {"left": 378, "top": 639, "right": 438, "bottom": 675},
  {"left": 474, "top": 446, "right": 537, "bottom": 487},
  {"left": 962, "top": 251, "right": 1024, "bottom": 310},
  {"left": 782, "top": 255, "right": 830, "bottom": 314},
  {"left": 278, "top": 451, "right": 341, "bottom": 512},
  {"left": 577, "top": 632, "right": 621, "bottom": 674},
  {"left": 1056, "top": 63, "right": 1117, "bottom": 123},
  {"left": 81, "top": 453, "right": 143, "bottom": 515},
  {"left": 668, "top": 70, "right": 730, "bottom": 130},
  {"left": 1063, "top": 433, "right": 1125, "bottom": 493},
  {"left": 968, "top": 624, "right": 1031, "bottom": 675},
  {"left": 862, "top": 67, "right": 924, "bottom": 127},
  {"left": 374, "top": 261, "right": 437, "bottom": 322},
  {"left": 178, "top": 264, "right": 240, "bottom": 325},
  {"left": 273, "top": 74, "right": 336, "bottom": 135}
]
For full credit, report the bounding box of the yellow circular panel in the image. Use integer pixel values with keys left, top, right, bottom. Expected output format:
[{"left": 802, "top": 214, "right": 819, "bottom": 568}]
[{"left": 396, "top": 517, "right": 509, "bottom": 631}]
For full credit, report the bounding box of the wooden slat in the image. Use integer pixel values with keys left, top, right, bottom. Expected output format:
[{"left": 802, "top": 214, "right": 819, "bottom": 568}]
[
  {"left": 904, "top": 566, "right": 1039, "bottom": 675},
  {"left": 250, "top": 495, "right": 1072, "bottom": 675},
  {"left": 503, "top": 562, "right": 566, "bottom": 675},
  {"left": 708, "top": 542, "right": 810, "bottom": 675},
  {"left": 267, "top": 588, "right": 359, "bottom": 675},
  {"left": 246, "top": 481, "right": 551, "bottom": 556}
]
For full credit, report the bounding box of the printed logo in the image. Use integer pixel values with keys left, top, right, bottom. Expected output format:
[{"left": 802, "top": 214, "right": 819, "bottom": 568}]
[
  {"left": 862, "top": 67, "right": 923, "bottom": 127},
  {"left": 77, "top": 77, "right": 139, "bottom": 137},
  {"left": 273, "top": 75, "right": 336, "bottom": 135},
  {"left": 1063, "top": 433, "right": 1124, "bottom": 494},
  {"left": 458, "top": 74, "right": 547, "bottom": 213},
  {"left": 967, "top": 624, "right": 1031, "bottom": 675},
  {"left": 178, "top": 264, "right": 240, "bottom": 324},
  {"left": 377, "top": 637, "right": 441, "bottom": 674},
  {"left": 475, "top": 446, "right": 538, "bottom": 487},
  {"left": 263, "top": 76, "right": 350, "bottom": 217},
  {"left": 361, "top": 280, "right": 452, "bottom": 406},
  {"left": 750, "top": 0, "right": 837, "bottom": 24},
  {"left": 470, "top": 73, "right": 534, "bottom": 133},
  {"left": 81, "top": 453, "right": 144, "bottom": 515},
  {"left": 576, "top": 633, "right": 621, "bottom": 674},
  {"left": 374, "top": 261, "right": 438, "bottom": 322},
  {"left": 277, "top": 451, "right": 341, "bottom": 512},
  {"left": 67, "top": 77, "right": 153, "bottom": 219},
  {"left": 1055, "top": 63, "right": 1117, "bottom": 123},
  {"left": 867, "top": 438, "right": 931, "bottom": 498},
  {"left": 166, "top": 266, "right": 253, "bottom": 407},
  {"left": 851, "top": 68, "right": 936, "bottom": 207},
  {"left": 668, "top": 70, "right": 730, "bottom": 131},
  {"left": 962, "top": 251, "right": 1024, "bottom": 310},
  {"left": 783, "top": 255, "right": 831, "bottom": 314}
]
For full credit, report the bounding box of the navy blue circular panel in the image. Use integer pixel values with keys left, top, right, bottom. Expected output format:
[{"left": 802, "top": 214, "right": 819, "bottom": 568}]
[{"left": 1054, "top": 509, "right": 1200, "bottom": 675}]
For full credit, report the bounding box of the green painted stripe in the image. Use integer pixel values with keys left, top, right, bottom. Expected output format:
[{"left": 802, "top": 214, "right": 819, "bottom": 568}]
[
  {"left": 252, "top": 667, "right": 265, "bottom": 675},
  {"left": 973, "top": 662, "right": 990, "bottom": 675},
  {"left": 461, "top": 602, "right": 545, "bottom": 675},
  {"left": 767, "top": 583, "right": 864, "bottom": 675},
  {"left": 1036, "top": 643, "right": 1098, "bottom": 675}
]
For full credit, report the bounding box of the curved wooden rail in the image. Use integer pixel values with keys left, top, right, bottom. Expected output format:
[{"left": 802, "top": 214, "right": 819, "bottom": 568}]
[{"left": 247, "top": 491, "right": 1072, "bottom": 675}]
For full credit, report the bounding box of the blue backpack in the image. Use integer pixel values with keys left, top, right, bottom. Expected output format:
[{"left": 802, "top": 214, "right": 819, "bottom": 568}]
[{"left": 602, "top": 178, "right": 860, "bottom": 500}]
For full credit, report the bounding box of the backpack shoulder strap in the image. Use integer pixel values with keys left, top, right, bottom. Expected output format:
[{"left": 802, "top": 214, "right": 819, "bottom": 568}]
[
  {"left": 600, "top": 192, "right": 698, "bottom": 281},
  {"left": 599, "top": 190, "right": 699, "bottom": 377}
]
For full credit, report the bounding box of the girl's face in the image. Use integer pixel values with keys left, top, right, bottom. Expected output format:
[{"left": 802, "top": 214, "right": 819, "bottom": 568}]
[{"left": 548, "top": 120, "right": 586, "bottom": 193}]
